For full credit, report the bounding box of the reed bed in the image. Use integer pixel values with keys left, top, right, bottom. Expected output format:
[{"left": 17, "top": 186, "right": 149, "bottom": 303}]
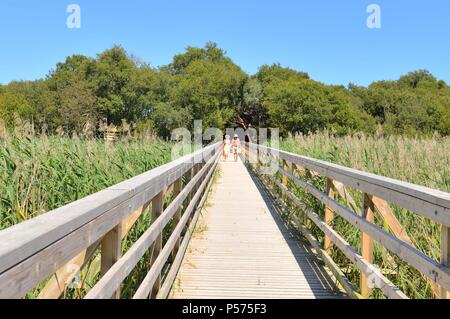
[{"left": 0, "top": 135, "right": 172, "bottom": 230}]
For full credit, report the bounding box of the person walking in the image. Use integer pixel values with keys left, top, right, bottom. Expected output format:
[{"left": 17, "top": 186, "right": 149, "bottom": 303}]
[
  {"left": 223, "top": 135, "right": 231, "bottom": 161},
  {"left": 231, "top": 134, "right": 241, "bottom": 162}
]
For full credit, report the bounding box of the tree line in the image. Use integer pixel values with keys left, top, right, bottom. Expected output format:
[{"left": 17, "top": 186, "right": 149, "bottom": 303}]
[{"left": 0, "top": 42, "right": 449, "bottom": 137}]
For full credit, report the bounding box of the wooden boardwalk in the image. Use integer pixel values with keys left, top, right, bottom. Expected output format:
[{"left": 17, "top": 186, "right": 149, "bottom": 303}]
[
  {"left": 170, "top": 158, "right": 345, "bottom": 299},
  {"left": 2, "top": 143, "right": 449, "bottom": 299}
]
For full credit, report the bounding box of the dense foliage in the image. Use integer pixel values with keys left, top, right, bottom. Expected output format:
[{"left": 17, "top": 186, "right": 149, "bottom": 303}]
[{"left": 0, "top": 42, "right": 449, "bottom": 136}]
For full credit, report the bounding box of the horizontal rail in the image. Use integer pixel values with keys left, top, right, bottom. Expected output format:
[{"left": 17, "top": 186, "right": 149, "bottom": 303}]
[
  {"left": 85, "top": 151, "right": 219, "bottom": 299},
  {"left": 243, "top": 142, "right": 450, "bottom": 298},
  {"left": 254, "top": 143, "right": 450, "bottom": 227},
  {"left": 0, "top": 142, "right": 221, "bottom": 298},
  {"left": 156, "top": 158, "right": 216, "bottom": 299},
  {"left": 266, "top": 175, "right": 407, "bottom": 299},
  {"left": 277, "top": 167, "right": 450, "bottom": 291},
  {"left": 252, "top": 171, "right": 361, "bottom": 299}
]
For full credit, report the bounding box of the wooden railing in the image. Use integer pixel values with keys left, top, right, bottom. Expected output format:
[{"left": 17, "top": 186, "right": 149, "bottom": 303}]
[
  {"left": 0, "top": 142, "right": 221, "bottom": 299},
  {"left": 242, "top": 143, "right": 450, "bottom": 299}
]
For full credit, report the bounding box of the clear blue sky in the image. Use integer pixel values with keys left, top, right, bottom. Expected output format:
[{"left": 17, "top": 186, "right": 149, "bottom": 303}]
[{"left": 0, "top": 0, "right": 449, "bottom": 86}]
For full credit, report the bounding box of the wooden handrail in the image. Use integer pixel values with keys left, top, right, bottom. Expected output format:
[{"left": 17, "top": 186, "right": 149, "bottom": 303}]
[
  {"left": 254, "top": 143, "right": 450, "bottom": 226},
  {"left": 243, "top": 142, "right": 450, "bottom": 299},
  {"left": 0, "top": 142, "right": 221, "bottom": 299},
  {"left": 85, "top": 151, "right": 219, "bottom": 299}
]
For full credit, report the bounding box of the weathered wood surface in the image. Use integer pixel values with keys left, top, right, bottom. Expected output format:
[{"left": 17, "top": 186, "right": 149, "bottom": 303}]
[
  {"left": 254, "top": 143, "right": 450, "bottom": 227},
  {"left": 170, "top": 158, "right": 345, "bottom": 299}
]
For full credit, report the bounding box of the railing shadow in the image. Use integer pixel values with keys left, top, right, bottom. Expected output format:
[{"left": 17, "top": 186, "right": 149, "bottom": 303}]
[{"left": 242, "top": 160, "right": 346, "bottom": 299}]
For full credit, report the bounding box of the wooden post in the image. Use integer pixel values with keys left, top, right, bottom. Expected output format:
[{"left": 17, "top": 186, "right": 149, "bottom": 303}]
[
  {"left": 361, "top": 193, "right": 375, "bottom": 298},
  {"left": 101, "top": 223, "right": 122, "bottom": 298},
  {"left": 282, "top": 160, "right": 288, "bottom": 199},
  {"left": 191, "top": 164, "right": 200, "bottom": 207},
  {"left": 171, "top": 178, "right": 182, "bottom": 260},
  {"left": 441, "top": 225, "right": 450, "bottom": 299},
  {"left": 324, "top": 178, "right": 335, "bottom": 254},
  {"left": 150, "top": 191, "right": 164, "bottom": 298}
]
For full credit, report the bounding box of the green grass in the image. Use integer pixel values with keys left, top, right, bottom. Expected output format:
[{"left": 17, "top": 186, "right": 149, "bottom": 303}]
[
  {"left": 278, "top": 131, "right": 449, "bottom": 299},
  {"left": 0, "top": 135, "right": 172, "bottom": 230}
]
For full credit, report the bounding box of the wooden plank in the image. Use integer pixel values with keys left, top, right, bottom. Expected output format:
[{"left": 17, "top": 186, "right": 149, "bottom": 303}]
[
  {"left": 361, "top": 193, "right": 375, "bottom": 298},
  {"left": 38, "top": 202, "right": 151, "bottom": 299},
  {"left": 150, "top": 192, "right": 163, "bottom": 298},
  {"left": 282, "top": 160, "right": 288, "bottom": 199},
  {"left": 259, "top": 175, "right": 360, "bottom": 299},
  {"left": 331, "top": 180, "right": 361, "bottom": 215},
  {"left": 329, "top": 182, "right": 444, "bottom": 296},
  {"left": 293, "top": 218, "right": 361, "bottom": 299},
  {"left": 0, "top": 186, "right": 158, "bottom": 298},
  {"left": 277, "top": 167, "right": 450, "bottom": 292},
  {"left": 158, "top": 160, "right": 218, "bottom": 299},
  {"left": 442, "top": 225, "right": 450, "bottom": 299},
  {"left": 37, "top": 239, "right": 100, "bottom": 299},
  {"left": 253, "top": 143, "right": 450, "bottom": 227},
  {"left": 38, "top": 202, "right": 150, "bottom": 299},
  {"left": 325, "top": 178, "right": 335, "bottom": 253},
  {"left": 170, "top": 159, "right": 344, "bottom": 299},
  {"left": 134, "top": 160, "right": 218, "bottom": 299},
  {"left": 371, "top": 197, "right": 413, "bottom": 245},
  {"left": 0, "top": 143, "right": 221, "bottom": 275},
  {"left": 267, "top": 176, "right": 407, "bottom": 299},
  {"left": 171, "top": 178, "right": 183, "bottom": 260},
  {"left": 101, "top": 224, "right": 122, "bottom": 299},
  {"left": 84, "top": 152, "right": 219, "bottom": 299}
]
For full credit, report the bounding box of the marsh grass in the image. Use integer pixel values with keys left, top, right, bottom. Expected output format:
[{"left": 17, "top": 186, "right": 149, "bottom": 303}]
[{"left": 0, "top": 134, "right": 172, "bottom": 230}]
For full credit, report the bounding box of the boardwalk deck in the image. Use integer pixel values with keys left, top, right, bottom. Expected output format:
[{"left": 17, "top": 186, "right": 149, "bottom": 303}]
[{"left": 169, "top": 158, "right": 346, "bottom": 299}]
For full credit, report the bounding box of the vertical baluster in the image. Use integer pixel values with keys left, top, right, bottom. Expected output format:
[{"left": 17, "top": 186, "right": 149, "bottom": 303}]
[
  {"left": 361, "top": 192, "right": 375, "bottom": 298},
  {"left": 282, "top": 160, "right": 288, "bottom": 200},
  {"left": 441, "top": 225, "right": 450, "bottom": 299},
  {"left": 150, "top": 191, "right": 164, "bottom": 298},
  {"left": 171, "top": 178, "right": 182, "bottom": 260},
  {"left": 101, "top": 223, "right": 122, "bottom": 299},
  {"left": 324, "top": 178, "right": 335, "bottom": 254}
]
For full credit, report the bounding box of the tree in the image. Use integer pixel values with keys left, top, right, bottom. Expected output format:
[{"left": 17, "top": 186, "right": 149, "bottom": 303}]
[
  {"left": 0, "top": 44, "right": 448, "bottom": 137},
  {"left": 239, "top": 77, "right": 266, "bottom": 128},
  {"left": 169, "top": 44, "right": 247, "bottom": 130},
  {"left": 170, "top": 42, "right": 230, "bottom": 74},
  {"left": 256, "top": 64, "right": 309, "bottom": 85},
  {"left": 91, "top": 46, "right": 136, "bottom": 124},
  {"left": 0, "top": 90, "right": 32, "bottom": 128}
]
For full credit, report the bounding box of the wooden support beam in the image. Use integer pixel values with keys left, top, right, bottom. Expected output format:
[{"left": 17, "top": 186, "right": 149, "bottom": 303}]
[
  {"left": 281, "top": 160, "right": 289, "bottom": 200},
  {"left": 85, "top": 154, "right": 219, "bottom": 299},
  {"left": 324, "top": 178, "right": 335, "bottom": 254},
  {"left": 264, "top": 173, "right": 407, "bottom": 299},
  {"left": 38, "top": 202, "right": 151, "bottom": 299},
  {"left": 100, "top": 223, "right": 122, "bottom": 299},
  {"left": 361, "top": 193, "right": 375, "bottom": 298},
  {"left": 442, "top": 225, "right": 450, "bottom": 299},
  {"left": 150, "top": 191, "right": 164, "bottom": 298},
  {"left": 171, "top": 178, "right": 183, "bottom": 260}
]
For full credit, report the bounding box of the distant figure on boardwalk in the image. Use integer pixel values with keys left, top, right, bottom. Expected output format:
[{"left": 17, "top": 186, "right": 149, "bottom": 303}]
[
  {"left": 231, "top": 134, "right": 241, "bottom": 162},
  {"left": 222, "top": 135, "right": 231, "bottom": 161}
]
